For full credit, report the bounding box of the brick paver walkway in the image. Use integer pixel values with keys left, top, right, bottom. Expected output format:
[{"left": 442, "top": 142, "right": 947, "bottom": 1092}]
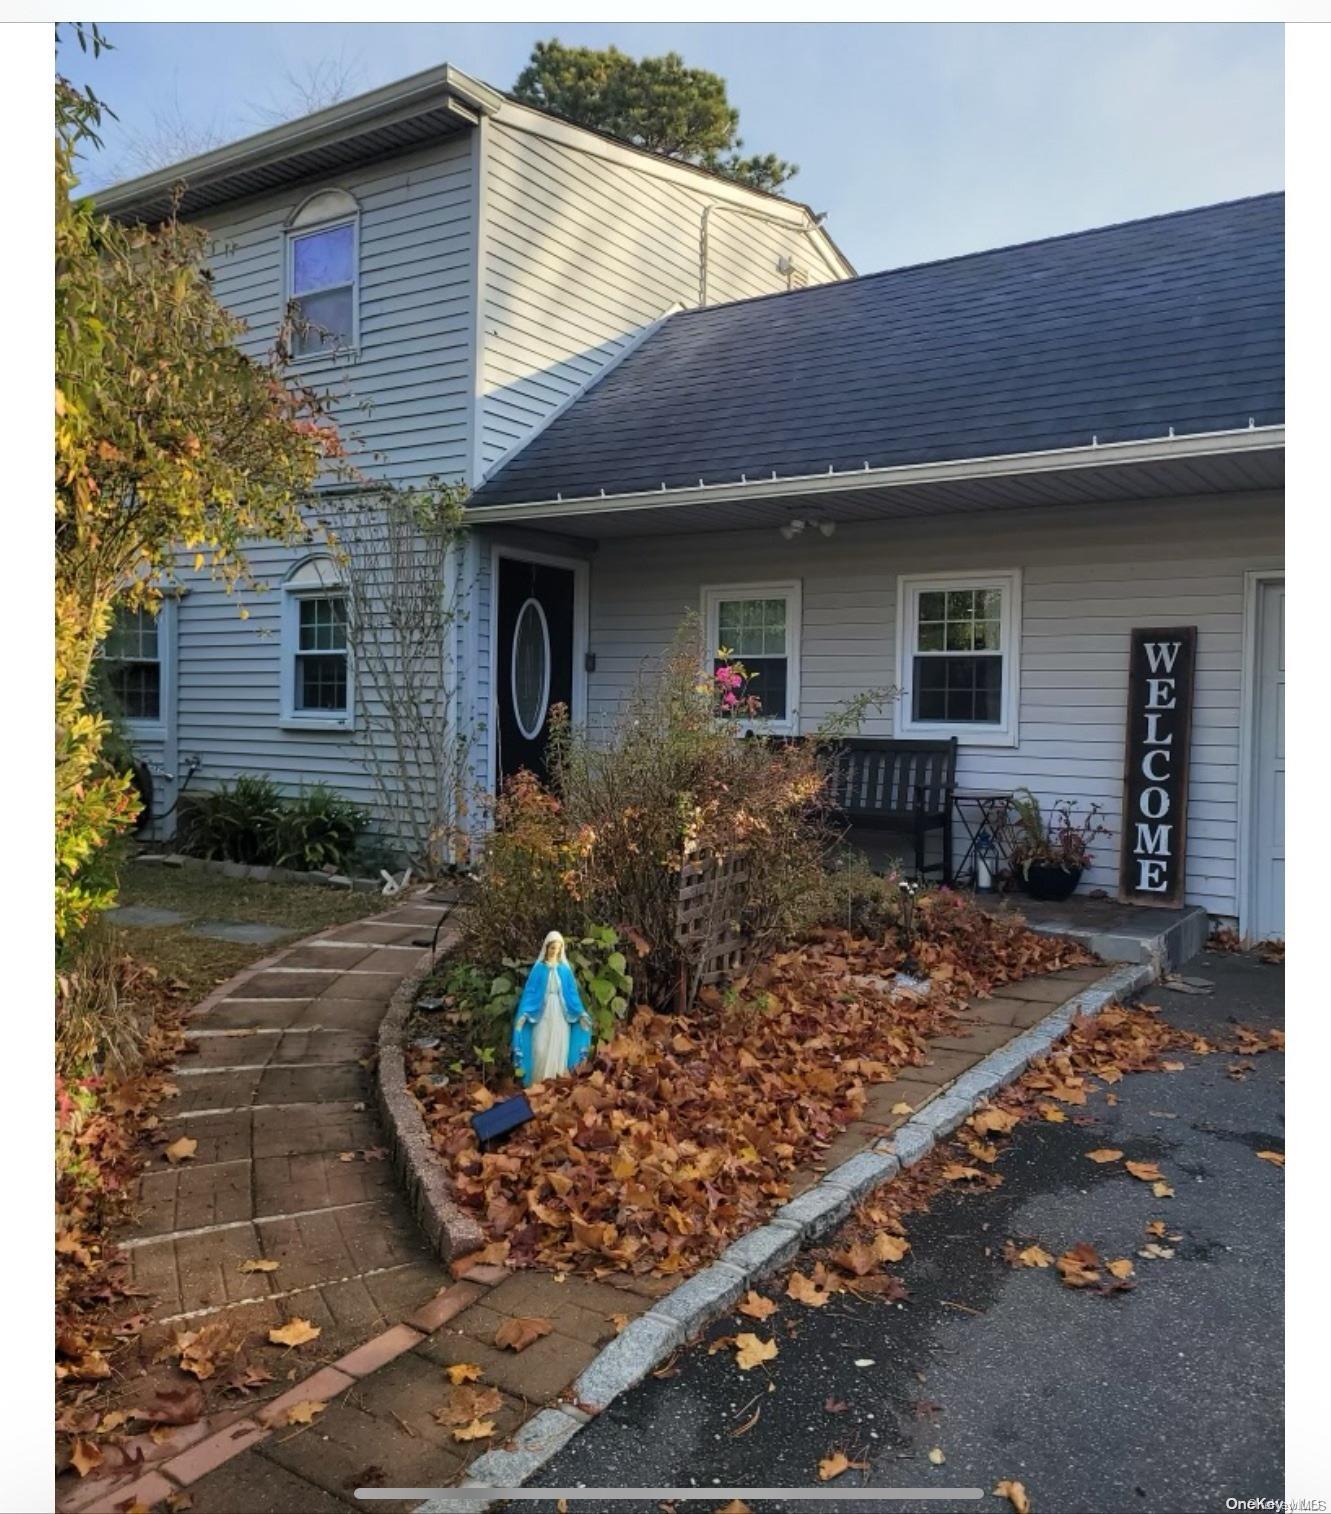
[{"left": 60, "top": 918, "right": 1107, "bottom": 1513}]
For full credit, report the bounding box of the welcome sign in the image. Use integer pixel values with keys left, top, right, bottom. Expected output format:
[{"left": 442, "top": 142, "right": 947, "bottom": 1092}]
[{"left": 1119, "top": 627, "right": 1197, "bottom": 908}]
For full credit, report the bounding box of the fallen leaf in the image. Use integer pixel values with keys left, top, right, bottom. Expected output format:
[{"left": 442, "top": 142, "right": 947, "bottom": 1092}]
[
  {"left": 1160, "top": 1060, "right": 1186, "bottom": 1072},
  {"left": 891, "top": 1100, "right": 914, "bottom": 1115},
  {"left": 1152, "top": 1180, "right": 1175, "bottom": 1199},
  {"left": 1256, "top": 1150, "right": 1284, "bottom": 1167},
  {"left": 872, "top": 1232, "right": 910, "bottom": 1263},
  {"left": 818, "top": 1449, "right": 863, "bottom": 1481},
  {"left": 164, "top": 1136, "right": 197, "bottom": 1165},
  {"left": 451, "top": 1418, "right": 495, "bottom": 1442},
  {"left": 284, "top": 1400, "right": 326, "bottom": 1426},
  {"left": 1145, "top": 1219, "right": 1168, "bottom": 1237},
  {"left": 1138, "top": 1243, "right": 1175, "bottom": 1260},
  {"left": 737, "top": 1290, "right": 778, "bottom": 1321},
  {"left": 1125, "top": 1160, "right": 1163, "bottom": 1182},
  {"left": 994, "top": 1479, "right": 1031, "bottom": 1514},
  {"left": 830, "top": 1240, "right": 878, "bottom": 1277},
  {"left": 928, "top": 1447, "right": 946, "bottom": 1465},
  {"left": 854, "top": 1358, "right": 875, "bottom": 1367},
  {"left": 268, "top": 1317, "right": 321, "bottom": 1348},
  {"left": 970, "top": 1105, "right": 1019, "bottom": 1135},
  {"left": 1039, "top": 1104, "right": 1068, "bottom": 1123},
  {"left": 787, "top": 1272, "right": 830, "bottom": 1307},
  {"left": 716, "top": 1503, "right": 752, "bottom": 1513},
  {"left": 165, "top": 1494, "right": 195, "bottom": 1513},
  {"left": 445, "top": 1363, "right": 483, "bottom": 1385},
  {"left": 238, "top": 1258, "right": 280, "bottom": 1274},
  {"left": 69, "top": 1438, "right": 102, "bottom": 1477},
  {"left": 609, "top": 1312, "right": 630, "bottom": 1333},
  {"left": 1004, "top": 1241, "right": 1055, "bottom": 1269},
  {"left": 733, "top": 1333, "right": 778, "bottom": 1370},
  {"left": 494, "top": 1316, "right": 552, "bottom": 1353},
  {"left": 1106, "top": 1258, "right": 1135, "bottom": 1279},
  {"left": 1056, "top": 1243, "right": 1102, "bottom": 1288},
  {"left": 1085, "top": 1148, "right": 1123, "bottom": 1164},
  {"left": 824, "top": 1396, "right": 849, "bottom": 1412},
  {"left": 435, "top": 1385, "right": 503, "bottom": 1426}
]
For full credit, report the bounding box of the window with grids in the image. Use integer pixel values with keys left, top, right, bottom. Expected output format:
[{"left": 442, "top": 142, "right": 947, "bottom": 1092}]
[
  {"left": 703, "top": 584, "right": 801, "bottom": 728},
  {"left": 898, "top": 575, "right": 1019, "bottom": 741},
  {"left": 294, "top": 595, "right": 348, "bottom": 713},
  {"left": 288, "top": 221, "right": 356, "bottom": 356},
  {"left": 103, "top": 606, "right": 161, "bottom": 722}
]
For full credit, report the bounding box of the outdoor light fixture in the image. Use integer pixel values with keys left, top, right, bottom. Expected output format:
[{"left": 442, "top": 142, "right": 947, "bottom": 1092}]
[{"left": 779, "top": 517, "right": 836, "bottom": 540}]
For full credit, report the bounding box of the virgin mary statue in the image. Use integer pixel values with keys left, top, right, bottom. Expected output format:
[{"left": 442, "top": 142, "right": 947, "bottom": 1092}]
[{"left": 512, "top": 931, "right": 593, "bottom": 1087}]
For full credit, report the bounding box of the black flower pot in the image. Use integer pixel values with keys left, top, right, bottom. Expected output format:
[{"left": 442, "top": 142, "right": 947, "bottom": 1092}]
[{"left": 1021, "top": 862, "right": 1083, "bottom": 902}]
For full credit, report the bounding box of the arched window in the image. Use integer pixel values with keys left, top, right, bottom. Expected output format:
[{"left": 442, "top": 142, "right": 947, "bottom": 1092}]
[
  {"left": 280, "top": 557, "right": 353, "bottom": 729},
  {"left": 285, "top": 188, "right": 360, "bottom": 358}
]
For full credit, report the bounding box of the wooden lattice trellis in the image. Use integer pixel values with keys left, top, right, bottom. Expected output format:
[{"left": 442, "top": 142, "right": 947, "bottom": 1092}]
[{"left": 674, "top": 846, "right": 752, "bottom": 1010}]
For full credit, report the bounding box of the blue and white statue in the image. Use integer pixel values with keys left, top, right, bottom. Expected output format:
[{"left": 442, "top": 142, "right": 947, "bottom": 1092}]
[{"left": 512, "top": 931, "right": 593, "bottom": 1087}]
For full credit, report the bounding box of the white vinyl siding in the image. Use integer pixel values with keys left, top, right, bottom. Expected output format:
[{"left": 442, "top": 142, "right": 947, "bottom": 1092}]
[
  {"left": 197, "top": 135, "right": 476, "bottom": 487},
  {"left": 583, "top": 491, "right": 1283, "bottom": 919},
  {"left": 476, "top": 111, "right": 843, "bottom": 476}
]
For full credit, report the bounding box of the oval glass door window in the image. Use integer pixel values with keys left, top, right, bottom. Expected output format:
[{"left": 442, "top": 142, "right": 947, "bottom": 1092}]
[{"left": 511, "top": 597, "right": 551, "bottom": 740}]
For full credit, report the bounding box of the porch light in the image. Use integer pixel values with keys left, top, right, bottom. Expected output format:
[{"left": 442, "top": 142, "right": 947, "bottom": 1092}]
[{"left": 779, "top": 517, "right": 836, "bottom": 540}]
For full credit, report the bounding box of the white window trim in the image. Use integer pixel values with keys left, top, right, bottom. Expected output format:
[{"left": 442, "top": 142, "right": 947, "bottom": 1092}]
[
  {"left": 110, "top": 598, "right": 174, "bottom": 741},
  {"left": 280, "top": 561, "right": 355, "bottom": 733},
  {"left": 284, "top": 209, "right": 360, "bottom": 364},
  {"left": 700, "top": 580, "right": 803, "bottom": 735},
  {"left": 894, "top": 569, "right": 1022, "bottom": 747}
]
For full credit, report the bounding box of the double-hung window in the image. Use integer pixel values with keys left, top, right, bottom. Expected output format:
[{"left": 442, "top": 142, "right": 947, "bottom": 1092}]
[
  {"left": 896, "top": 571, "right": 1021, "bottom": 745},
  {"left": 282, "top": 559, "right": 353, "bottom": 729},
  {"left": 102, "top": 605, "right": 163, "bottom": 726},
  {"left": 286, "top": 189, "right": 359, "bottom": 358},
  {"left": 701, "top": 582, "right": 802, "bottom": 733}
]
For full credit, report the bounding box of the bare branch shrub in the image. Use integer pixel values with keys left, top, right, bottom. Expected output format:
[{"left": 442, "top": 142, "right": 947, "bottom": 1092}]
[{"left": 327, "top": 484, "right": 471, "bottom": 874}]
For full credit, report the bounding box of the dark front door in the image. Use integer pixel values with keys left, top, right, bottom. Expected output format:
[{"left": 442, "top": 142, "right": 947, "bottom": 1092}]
[{"left": 496, "top": 554, "right": 576, "bottom": 784}]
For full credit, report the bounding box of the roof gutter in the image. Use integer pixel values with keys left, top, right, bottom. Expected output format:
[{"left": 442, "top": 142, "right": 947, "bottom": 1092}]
[
  {"left": 463, "top": 424, "right": 1284, "bottom": 525},
  {"left": 93, "top": 63, "right": 503, "bottom": 219}
]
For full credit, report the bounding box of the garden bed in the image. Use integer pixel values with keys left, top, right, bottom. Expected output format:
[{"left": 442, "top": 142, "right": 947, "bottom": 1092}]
[{"left": 404, "top": 892, "right": 1093, "bottom": 1280}]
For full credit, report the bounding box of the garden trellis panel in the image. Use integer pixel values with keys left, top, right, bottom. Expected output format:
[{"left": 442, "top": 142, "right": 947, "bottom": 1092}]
[{"left": 675, "top": 847, "right": 753, "bottom": 1008}]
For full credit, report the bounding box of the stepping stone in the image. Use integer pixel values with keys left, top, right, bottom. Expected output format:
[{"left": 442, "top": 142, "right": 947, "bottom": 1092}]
[
  {"left": 107, "top": 904, "right": 186, "bottom": 927},
  {"left": 190, "top": 920, "right": 293, "bottom": 945}
]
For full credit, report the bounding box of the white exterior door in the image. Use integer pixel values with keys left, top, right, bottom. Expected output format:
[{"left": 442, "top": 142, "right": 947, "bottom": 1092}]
[{"left": 1250, "top": 580, "right": 1284, "bottom": 940}]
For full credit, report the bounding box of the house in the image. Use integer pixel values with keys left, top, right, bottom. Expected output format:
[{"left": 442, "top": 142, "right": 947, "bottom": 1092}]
[
  {"left": 98, "top": 65, "right": 1284, "bottom": 939},
  {"left": 94, "top": 61, "right": 852, "bottom": 851},
  {"left": 464, "top": 192, "right": 1284, "bottom": 938}
]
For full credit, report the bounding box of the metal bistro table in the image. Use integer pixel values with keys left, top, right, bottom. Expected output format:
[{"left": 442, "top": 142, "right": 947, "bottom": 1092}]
[{"left": 951, "top": 790, "right": 1018, "bottom": 891}]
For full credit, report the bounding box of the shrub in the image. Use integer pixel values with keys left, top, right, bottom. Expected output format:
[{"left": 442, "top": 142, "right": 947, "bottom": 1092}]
[
  {"left": 465, "top": 621, "right": 838, "bottom": 1010},
  {"left": 460, "top": 770, "right": 589, "bottom": 972},
  {"left": 177, "top": 776, "right": 285, "bottom": 865},
  {"left": 176, "top": 778, "right": 370, "bottom": 871},
  {"left": 794, "top": 851, "right": 905, "bottom": 939},
  {"left": 273, "top": 784, "right": 369, "bottom": 871}
]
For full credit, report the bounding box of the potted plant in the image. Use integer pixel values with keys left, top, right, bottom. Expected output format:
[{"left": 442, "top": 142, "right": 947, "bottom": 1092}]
[{"left": 1008, "top": 789, "right": 1109, "bottom": 902}]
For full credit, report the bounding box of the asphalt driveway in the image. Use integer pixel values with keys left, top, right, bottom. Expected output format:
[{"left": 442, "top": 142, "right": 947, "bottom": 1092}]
[{"left": 519, "top": 949, "right": 1284, "bottom": 1514}]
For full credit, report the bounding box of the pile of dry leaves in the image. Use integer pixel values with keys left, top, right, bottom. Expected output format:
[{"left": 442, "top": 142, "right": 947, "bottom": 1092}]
[
  {"left": 408, "top": 897, "right": 1090, "bottom": 1279},
  {"left": 56, "top": 955, "right": 189, "bottom": 1439}
]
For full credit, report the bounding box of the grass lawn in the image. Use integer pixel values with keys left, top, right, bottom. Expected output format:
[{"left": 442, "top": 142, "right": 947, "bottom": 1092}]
[{"left": 113, "top": 860, "right": 392, "bottom": 1001}]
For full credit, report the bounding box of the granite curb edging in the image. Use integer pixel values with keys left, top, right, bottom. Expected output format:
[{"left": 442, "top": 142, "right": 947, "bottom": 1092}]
[
  {"left": 415, "top": 957, "right": 1156, "bottom": 1513},
  {"left": 375, "top": 945, "right": 487, "bottom": 1261}
]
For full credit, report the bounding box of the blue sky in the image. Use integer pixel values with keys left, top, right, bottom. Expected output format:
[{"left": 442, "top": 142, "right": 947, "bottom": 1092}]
[{"left": 62, "top": 21, "right": 1283, "bottom": 273}]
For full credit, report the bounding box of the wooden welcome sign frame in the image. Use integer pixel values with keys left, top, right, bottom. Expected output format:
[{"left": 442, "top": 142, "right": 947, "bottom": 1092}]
[{"left": 1118, "top": 626, "right": 1197, "bottom": 909}]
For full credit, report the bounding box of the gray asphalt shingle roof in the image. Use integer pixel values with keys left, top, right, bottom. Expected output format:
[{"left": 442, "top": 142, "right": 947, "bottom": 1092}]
[{"left": 469, "top": 192, "right": 1283, "bottom": 509}]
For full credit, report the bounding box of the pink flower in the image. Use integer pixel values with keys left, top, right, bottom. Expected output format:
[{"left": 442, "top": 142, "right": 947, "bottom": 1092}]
[{"left": 722, "top": 691, "right": 738, "bottom": 708}]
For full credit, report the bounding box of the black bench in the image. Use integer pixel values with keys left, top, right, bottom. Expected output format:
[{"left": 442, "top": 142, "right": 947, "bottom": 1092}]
[{"left": 824, "top": 737, "right": 958, "bottom": 882}]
